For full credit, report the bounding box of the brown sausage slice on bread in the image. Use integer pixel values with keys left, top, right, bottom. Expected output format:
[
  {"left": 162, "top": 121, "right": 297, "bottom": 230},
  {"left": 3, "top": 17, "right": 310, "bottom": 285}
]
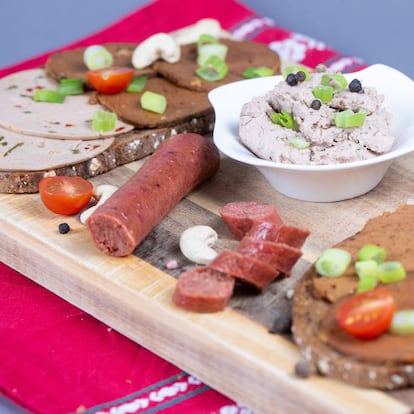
[
  {"left": 45, "top": 42, "right": 154, "bottom": 87},
  {"left": 154, "top": 39, "right": 281, "bottom": 92},
  {"left": 96, "top": 77, "right": 212, "bottom": 129}
]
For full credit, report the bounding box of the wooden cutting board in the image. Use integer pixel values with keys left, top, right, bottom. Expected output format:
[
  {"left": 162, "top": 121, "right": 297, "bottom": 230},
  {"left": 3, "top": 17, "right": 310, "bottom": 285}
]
[{"left": 0, "top": 146, "right": 413, "bottom": 414}]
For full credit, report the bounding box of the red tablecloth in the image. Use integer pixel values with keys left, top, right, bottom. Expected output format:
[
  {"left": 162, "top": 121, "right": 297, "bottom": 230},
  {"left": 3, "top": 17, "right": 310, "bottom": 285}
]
[{"left": 0, "top": 0, "right": 366, "bottom": 413}]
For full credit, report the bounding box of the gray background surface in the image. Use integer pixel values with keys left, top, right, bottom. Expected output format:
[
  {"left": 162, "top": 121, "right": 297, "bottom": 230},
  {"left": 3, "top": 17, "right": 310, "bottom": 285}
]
[
  {"left": 0, "top": 0, "right": 413, "bottom": 412},
  {"left": 0, "top": 0, "right": 413, "bottom": 78}
]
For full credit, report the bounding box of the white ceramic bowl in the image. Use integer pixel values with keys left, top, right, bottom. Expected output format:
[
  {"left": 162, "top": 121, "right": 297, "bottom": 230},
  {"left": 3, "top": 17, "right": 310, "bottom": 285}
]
[{"left": 208, "top": 64, "right": 414, "bottom": 202}]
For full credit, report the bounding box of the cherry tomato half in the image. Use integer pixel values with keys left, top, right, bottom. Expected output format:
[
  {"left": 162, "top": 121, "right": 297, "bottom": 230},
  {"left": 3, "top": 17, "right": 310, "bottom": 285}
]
[
  {"left": 87, "top": 66, "right": 134, "bottom": 94},
  {"left": 39, "top": 176, "right": 93, "bottom": 216},
  {"left": 336, "top": 287, "right": 396, "bottom": 339}
]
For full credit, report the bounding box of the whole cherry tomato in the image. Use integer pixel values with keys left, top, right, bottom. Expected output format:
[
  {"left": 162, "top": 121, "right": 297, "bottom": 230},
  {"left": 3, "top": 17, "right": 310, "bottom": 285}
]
[
  {"left": 39, "top": 176, "right": 93, "bottom": 215},
  {"left": 336, "top": 287, "right": 396, "bottom": 339},
  {"left": 87, "top": 66, "right": 134, "bottom": 94}
]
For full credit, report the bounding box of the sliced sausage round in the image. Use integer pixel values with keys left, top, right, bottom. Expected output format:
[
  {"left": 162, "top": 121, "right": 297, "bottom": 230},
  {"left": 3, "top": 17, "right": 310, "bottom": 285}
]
[
  {"left": 208, "top": 250, "right": 278, "bottom": 290},
  {"left": 173, "top": 267, "right": 235, "bottom": 313},
  {"left": 219, "top": 201, "right": 283, "bottom": 240},
  {"left": 237, "top": 236, "right": 302, "bottom": 275}
]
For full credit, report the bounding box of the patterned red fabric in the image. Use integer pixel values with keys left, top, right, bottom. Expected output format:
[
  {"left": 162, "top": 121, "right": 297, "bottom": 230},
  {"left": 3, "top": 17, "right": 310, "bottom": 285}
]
[{"left": 0, "top": 0, "right": 366, "bottom": 413}]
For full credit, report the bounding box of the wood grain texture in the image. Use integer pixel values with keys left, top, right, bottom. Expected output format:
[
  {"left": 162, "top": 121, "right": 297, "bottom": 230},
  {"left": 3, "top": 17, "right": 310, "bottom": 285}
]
[{"left": 0, "top": 151, "right": 413, "bottom": 414}]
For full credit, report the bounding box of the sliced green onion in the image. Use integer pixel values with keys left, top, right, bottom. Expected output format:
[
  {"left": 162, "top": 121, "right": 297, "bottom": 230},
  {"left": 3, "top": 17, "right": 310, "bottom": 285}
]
[
  {"left": 355, "top": 259, "right": 379, "bottom": 293},
  {"left": 92, "top": 110, "right": 116, "bottom": 132},
  {"left": 334, "top": 109, "right": 367, "bottom": 128},
  {"left": 315, "top": 248, "right": 352, "bottom": 277},
  {"left": 58, "top": 78, "right": 84, "bottom": 96},
  {"left": 357, "top": 244, "right": 387, "bottom": 263},
  {"left": 289, "top": 136, "right": 310, "bottom": 149},
  {"left": 356, "top": 274, "right": 378, "bottom": 293},
  {"left": 197, "top": 34, "right": 219, "bottom": 46},
  {"left": 271, "top": 110, "right": 295, "bottom": 129},
  {"left": 84, "top": 45, "right": 114, "bottom": 70},
  {"left": 321, "top": 73, "right": 348, "bottom": 93},
  {"left": 282, "top": 65, "right": 310, "bottom": 81},
  {"left": 389, "top": 310, "right": 414, "bottom": 335},
  {"left": 127, "top": 76, "right": 147, "bottom": 93},
  {"left": 378, "top": 261, "right": 406, "bottom": 283},
  {"left": 140, "top": 91, "right": 167, "bottom": 114},
  {"left": 242, "top": 66, "right": 274, "bottom": 79},
  {"left": 195, "top": 55, "right": 228, "bottom": 81},
  {"left": 312, "top": 85, "right": 334, "bottom": 103},
  {"left": 197, "top": 43, "right": 228, "bottom": 66},
  {"left": 33, "top": 89, "right": 65, "bottom": 103}
]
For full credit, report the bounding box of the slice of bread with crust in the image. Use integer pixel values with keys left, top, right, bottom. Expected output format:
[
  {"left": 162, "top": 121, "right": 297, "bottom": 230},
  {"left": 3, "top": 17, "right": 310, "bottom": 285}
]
[{"left": 292, "top": 204, "right": 414, "bottom": 390}]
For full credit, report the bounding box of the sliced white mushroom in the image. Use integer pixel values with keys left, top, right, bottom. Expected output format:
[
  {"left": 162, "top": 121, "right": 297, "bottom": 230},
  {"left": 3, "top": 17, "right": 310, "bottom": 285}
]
[
  {"left": 179, "top": 225, "right": 218, "bottom": 265},
  {"left": 80, "top": 184, "right": 118, "bottom": 225},
  {"left": 132, "top": 33, "right": 181, "bottom": 69},
  {"left": 171, "top": 18, "right": 232, "bottom": 45}
]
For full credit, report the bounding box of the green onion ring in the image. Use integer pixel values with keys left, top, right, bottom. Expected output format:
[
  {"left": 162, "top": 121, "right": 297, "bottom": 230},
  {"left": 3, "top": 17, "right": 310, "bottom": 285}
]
[
  {"left": 312, "top": 85, "right": 334, "bottom": 103},
  {"left": 92, "top": 110, "right": 117, "bottom": 132},
  {"left": 389, "top": 309, "right": 414, "bottom": 335},
  {"left": 140, "top": 91, "right": 167, "bottom": 114},
  {"left": 357, "top": 244, "right": 387, "bottom": 263},
  {"left": 334, "top": 109, "right": 367, "bottom": 128},
  {"left": 58, "top": 78, "right": 84, "bottom": 96},
  {"left": 195, "top": 55, "right": 228, "bottom": 81},
  {"left": 321, "top": 73, "right": 348, "bottom": 93},
  {"left": 315, "top": 248, "right": 352, "bottom": 277},
  {"left": 271, "top": 110, "right": 295, "bottom": 129},
  {"left": 355, "top": 259, "right": 379, "bottom": 293},
  {"left": 288, "top": 136, "right": 310, "bottom": 149},
  {"left": 127, "top": 76, "right": 147, "bottom": 93},
  {"left": 378, "top": 261, "right": 406, "bottom": 283},
  {"left": 197, "top": 43, "right": 228, "bottom": 66},
  {"left": 33, "top": 89, "right": 66, "bottom": 103},
  {"left": 84, "top": 45, "right": 114, "bottom": 70}
]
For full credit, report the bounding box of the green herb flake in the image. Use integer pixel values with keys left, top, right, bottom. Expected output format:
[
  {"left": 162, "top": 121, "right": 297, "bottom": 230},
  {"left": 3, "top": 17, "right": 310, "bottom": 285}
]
[{"left": 3, "top": 142, "right": 24, "bottom": 157}]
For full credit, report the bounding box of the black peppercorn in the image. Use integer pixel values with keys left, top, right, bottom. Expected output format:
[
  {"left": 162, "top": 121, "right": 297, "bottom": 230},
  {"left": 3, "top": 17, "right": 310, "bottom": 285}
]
[
  {"left": 349, "top": 78, "right": 363, "bottom": 93},
  {"left": 310, "top": 99, "right": 322, "bottom": 110},
  {"left": 296, "top": 71, "right": 307, "bottom": 83},
  {"left": 58, "top": 223, "right": 70, "bottom": 234},
  {"left": 286, "top": 73, "right": 298, "bottom": 86}
]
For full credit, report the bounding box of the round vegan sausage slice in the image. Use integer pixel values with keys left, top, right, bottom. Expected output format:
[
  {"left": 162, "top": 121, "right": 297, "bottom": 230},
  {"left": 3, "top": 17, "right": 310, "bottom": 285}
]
[
  {"left": 87, "top": 133, "right": 220, "bottom": 256},
  {"left": 219, "top": 201, "right": 283, "bottom": 240},
  {"left": 246, "top": 222, "right": 309, "bottom": 249},
  {"left": 237, "top": 237, "right": 303, "bottom": 275},
  {"left": 208, "top": 250, "right": 278, "bottom": 290},
  {"left": 173, "top": 267, "right": 235, "bottom": 313}
]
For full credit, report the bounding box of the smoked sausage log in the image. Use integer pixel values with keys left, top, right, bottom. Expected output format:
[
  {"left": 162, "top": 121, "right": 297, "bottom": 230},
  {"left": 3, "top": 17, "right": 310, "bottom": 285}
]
[{"left": 87, "top": 133, "right": 220, "bottom": 256}]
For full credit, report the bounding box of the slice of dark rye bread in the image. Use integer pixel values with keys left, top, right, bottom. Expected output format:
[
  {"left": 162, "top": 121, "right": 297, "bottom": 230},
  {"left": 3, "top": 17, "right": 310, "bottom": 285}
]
[
  {"left": 291, "top": 203, "right": 414, "bottom": 390},
  {"left": 0, "top": 112, "right": 214, "bottom": 194}
]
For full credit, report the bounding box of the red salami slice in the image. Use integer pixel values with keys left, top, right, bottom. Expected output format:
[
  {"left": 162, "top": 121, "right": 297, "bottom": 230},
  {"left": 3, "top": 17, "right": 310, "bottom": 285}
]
[
  {"left": 208, "top": 250, "right": 278, "bottom": 290},
  {"left": 172, "top": 267, "right": 235, "bottom": 313},
  {"left": 219, "top": 201, "right": 283, "bottom": 240},
  {"left": 237, "top": 237, "right": 302, "bottom": 275},
  {"left": 246, "top": 222, "right": 309, "bottom": 249}
]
